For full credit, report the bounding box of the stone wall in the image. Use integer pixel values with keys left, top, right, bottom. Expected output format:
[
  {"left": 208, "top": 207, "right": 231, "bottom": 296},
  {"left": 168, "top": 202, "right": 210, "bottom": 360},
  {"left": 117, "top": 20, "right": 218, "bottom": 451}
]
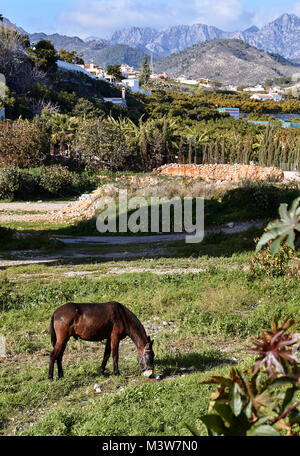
[{"left": 155, "top": 164, "right": 284, "bottom": 183}]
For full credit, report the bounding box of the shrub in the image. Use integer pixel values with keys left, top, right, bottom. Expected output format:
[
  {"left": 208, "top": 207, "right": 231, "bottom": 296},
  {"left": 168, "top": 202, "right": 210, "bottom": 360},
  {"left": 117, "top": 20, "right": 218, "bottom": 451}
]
[
  {"left": 0, "top": 167, "right": 21, "bottom": 199},
  {"left": 250, "top": 240, "right": 294, "bottom": 278},
  {"left": 0, "top": 119, "right": 48, "bottom": 167},
  {"left": 38, "top": 165, "right": 73, "bottom": 196}
]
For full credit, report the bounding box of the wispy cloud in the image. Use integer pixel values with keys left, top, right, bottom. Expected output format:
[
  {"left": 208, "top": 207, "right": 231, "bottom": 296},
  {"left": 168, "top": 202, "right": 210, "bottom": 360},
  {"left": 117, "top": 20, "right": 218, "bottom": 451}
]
[
  {"left": 194, "top": 0, "right": 254, "bottom": 30},
  {"left": 56, "top": 0, "right": 299, "bottom": 38},
  {"left": 57, "top": 0, "right": 254, "bottom": 37}
]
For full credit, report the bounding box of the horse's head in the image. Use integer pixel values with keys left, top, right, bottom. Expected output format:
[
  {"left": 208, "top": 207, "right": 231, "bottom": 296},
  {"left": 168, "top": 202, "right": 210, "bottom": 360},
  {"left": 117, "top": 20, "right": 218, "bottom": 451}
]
[{"left": 139, "top": 336, "right": 155, "bottom": 375}]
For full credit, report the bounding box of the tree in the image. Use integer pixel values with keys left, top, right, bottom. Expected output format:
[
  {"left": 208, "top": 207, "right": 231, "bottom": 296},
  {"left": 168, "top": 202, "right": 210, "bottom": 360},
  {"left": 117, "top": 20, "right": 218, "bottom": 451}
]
[
  {"left": 76, "top": 118, "right": 131, "bottom": 171},
  {"left": 139, "top": 55, "right": 150, "bottom": 85},
  {"left": 106, "top": 64, "right": 122, "bottom": 82},
  {"left": 0, "top": 24, "right": 39, "bottom": 94},
  {"left": 48, "top": 113, "right": 79, "bottom": 158},
  {"left": 0, "top": 14, "right": 3, "bottom": 23},
  {"left": 29, "top": 39, "right": 58, "bottom": 75},
  {"left": 58, "top": 49, "right": 84, "bottom": 65}
]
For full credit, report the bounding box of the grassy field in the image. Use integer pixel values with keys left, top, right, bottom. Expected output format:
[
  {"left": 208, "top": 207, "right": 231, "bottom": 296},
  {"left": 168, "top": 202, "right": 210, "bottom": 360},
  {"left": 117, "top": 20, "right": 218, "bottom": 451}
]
[
  {"left": 1, "top": 227, "right": 300, "bottom": 436},
  {"left": 0, "top": 175, "right": 299, "bottom": 437}
]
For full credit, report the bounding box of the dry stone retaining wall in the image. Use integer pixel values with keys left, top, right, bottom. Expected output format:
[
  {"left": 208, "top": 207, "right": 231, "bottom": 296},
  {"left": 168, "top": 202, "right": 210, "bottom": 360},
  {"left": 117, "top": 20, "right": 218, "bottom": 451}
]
[{"left": 155, "top": 164, "right": 284, "bottom": 183}]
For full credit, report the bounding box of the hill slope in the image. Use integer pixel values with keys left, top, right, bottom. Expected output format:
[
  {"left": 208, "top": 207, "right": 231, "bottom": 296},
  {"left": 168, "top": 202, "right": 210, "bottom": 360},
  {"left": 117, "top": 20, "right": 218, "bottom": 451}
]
[{"left": 154, "top": 39, "right": 299, "bottom": 85}]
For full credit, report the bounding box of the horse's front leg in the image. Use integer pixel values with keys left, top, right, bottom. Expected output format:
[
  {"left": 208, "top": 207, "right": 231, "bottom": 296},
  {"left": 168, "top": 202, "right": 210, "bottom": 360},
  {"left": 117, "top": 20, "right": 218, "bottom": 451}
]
[
  {"left": 111, "top": 334, "right": 120, "bottom": 376},
  {"left": 100, "top": 338, "right": 111, "bottom": 375}
]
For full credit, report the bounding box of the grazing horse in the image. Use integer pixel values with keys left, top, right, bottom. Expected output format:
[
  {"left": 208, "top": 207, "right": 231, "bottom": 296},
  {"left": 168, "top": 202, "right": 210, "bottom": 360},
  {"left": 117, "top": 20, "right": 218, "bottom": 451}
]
[{"left": 48, "top": 301, "right": 155, "bottom": 380}]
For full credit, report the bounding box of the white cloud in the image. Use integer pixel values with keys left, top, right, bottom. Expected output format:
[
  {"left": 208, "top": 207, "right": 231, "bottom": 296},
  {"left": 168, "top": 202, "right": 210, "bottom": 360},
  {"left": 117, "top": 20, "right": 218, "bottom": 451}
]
[
  {"left": 292, "top": 1, "right": 300, "bottom": 15},
  {"left": 57, "top": 0, "right": 196, "bottom": 37},
  {"left": 56, "top": 0, "right": 300, "bottom": 38},
  {"left": 194, "top": 0, "right": 254, "bottom": 30}
]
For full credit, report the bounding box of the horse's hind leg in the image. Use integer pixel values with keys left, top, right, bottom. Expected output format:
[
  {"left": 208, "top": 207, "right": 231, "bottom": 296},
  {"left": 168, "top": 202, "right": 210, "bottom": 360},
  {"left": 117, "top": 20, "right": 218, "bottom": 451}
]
[
  {"left": 100, "top": 338, "right": 111, "bottom": 375},
  {"left": 48, "top": 338, "right": 68, "bottom": 380}
]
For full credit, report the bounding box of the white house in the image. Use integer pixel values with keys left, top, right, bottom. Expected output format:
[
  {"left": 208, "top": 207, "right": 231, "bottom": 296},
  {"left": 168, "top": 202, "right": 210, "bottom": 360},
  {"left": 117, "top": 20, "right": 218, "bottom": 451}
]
[
  {"left": 57, "top": 60, "right": 101, "bottom": 80},
  {"left": 119, "top": 79, "right": 150, "bottom": 96},
  {"left": 250, "top": 93, "right": 283, "bottom": 101},
  {"left": 243, "top": 84, "right": 265, "bottom": 92},
  {"left": 80, "top": 62, "right": 105, "bottom": 79},
  {"left": 0, "top": 107, "right": 5, "bottom": 120},
  {"left": 176, "top": 76, "right": 199, "bottom": 85}
]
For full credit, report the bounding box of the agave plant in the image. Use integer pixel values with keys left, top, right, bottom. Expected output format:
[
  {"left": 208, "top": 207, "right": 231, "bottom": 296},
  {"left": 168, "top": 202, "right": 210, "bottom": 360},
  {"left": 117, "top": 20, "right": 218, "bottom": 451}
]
[
  {"left": 187, "top": 317, "right": 300, "bottom": 436},
  {"left": 249, "top": 317, "right": 299, "bottom": 380}
]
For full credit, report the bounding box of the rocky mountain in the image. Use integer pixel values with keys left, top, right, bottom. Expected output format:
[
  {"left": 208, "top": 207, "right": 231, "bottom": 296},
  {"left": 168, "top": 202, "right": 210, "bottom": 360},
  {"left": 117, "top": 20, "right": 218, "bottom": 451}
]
[
  {"left": 107, "top": 27, "right": 159, "bottom": 54},
  {"left": 106, "top": 24, "right": 229, "bottom": 57},
  {"left": 154, "top": 39, "right": 299, "bottom": 86},
  {"left": 232, "top": 14, "right": 300, "bottom": 61},
  {"left": 2, "top": 13, "right": 300, "bottom": 68},
  {"left": 96, "top": 14, "right": 300, "bottom": 60}
]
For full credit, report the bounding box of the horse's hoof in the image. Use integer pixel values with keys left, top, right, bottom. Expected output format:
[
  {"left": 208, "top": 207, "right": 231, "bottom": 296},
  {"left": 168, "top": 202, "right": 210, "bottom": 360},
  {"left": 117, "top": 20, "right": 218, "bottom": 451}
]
[
  {"left": 99, "top": 369, "right": 105, "bottom": 376},
  {"left": 48, "top": 377, "right": 54, "bottom": 381}
]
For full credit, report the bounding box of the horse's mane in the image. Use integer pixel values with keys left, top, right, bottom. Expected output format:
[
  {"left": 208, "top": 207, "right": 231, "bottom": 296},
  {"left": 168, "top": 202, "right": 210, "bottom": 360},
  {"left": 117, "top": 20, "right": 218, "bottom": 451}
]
[{"left": 119, "top": 303, "right": 147, "bottom": 347}]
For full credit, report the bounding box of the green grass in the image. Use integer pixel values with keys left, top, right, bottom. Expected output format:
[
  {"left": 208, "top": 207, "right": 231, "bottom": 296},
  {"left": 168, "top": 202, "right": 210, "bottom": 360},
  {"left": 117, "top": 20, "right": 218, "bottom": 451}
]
[{"left": 0, "top": 245, "right": 299, "bottom": 436}]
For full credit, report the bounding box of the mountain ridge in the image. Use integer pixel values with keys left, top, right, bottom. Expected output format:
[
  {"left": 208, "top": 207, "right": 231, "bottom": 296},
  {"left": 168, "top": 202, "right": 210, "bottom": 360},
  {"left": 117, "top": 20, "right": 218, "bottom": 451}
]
[{"left": 2, "top": 13, "right": 300, "bottom": 68}]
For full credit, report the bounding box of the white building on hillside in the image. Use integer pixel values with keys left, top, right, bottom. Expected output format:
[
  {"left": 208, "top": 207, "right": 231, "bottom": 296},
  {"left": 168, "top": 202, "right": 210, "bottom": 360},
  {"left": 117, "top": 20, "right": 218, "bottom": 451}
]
[
  {"left": 176, "top": 76, "right": 198, "bottom": 85},
  {"left": 250, "top": 93, "right": 284, "bottom": 101},
  {"left": 119, "top": 79, "right": 150, "bottom": 96},
  {"left": 243, "top": 84, "right": 265, "bottom": 92},
  {"left": 81, "top": 62, "right": 105, "bottom": 79},
  {"left": 57, "top": 60, "right": 100, "bottom": 80}
]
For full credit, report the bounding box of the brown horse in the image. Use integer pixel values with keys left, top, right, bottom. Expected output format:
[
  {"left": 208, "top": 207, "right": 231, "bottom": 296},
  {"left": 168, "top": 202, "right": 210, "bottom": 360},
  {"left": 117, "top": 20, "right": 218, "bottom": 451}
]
[{"left": 48, "top": 301, "right": 155, "bottom": 380}]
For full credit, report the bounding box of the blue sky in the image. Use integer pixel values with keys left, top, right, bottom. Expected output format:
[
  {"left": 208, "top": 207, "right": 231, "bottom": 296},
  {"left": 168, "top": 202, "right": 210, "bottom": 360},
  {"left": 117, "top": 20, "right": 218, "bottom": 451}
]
[{"left": 2, "top": 0, "right": 300, "bottom": 38}]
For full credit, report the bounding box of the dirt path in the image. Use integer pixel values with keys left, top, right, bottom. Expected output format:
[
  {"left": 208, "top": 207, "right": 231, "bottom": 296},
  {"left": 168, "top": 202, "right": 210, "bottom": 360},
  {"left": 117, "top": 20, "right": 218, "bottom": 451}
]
[
  {"left": 0, "top": 219, "right": 264, "bottom": 268},
  {"left": 0, "top": 201, "right": 72, "bottom": 222},
  {"left": 54, "top": 220, "right": 264, "bottom": 245}
]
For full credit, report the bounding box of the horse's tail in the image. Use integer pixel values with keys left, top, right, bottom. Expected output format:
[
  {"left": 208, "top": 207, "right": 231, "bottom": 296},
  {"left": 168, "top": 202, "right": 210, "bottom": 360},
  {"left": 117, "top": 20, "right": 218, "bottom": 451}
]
[{"left": 50, "top": 313, "right": 57, "bottom": 347}]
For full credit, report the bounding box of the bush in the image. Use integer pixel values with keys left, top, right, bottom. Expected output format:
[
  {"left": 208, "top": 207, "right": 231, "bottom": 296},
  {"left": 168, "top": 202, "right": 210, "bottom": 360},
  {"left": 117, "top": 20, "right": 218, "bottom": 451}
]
[
  {"left": 38, "top": 166, "right": 73, "bottom": 196},
  {"left": 0, "top": 119, "right": 49, "bottom": 167},
  {"left": 0, "top": 167, "right": 21, "bottom": 199},
  {"left": 250, "top": 241, "right": 294, "bottom": 277}
]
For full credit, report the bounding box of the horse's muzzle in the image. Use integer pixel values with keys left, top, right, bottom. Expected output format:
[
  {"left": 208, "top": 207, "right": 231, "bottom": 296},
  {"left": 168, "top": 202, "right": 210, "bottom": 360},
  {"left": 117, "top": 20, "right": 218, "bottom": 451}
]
[{"left": 143, "top": 369, "right": 154, "bottom": 378}]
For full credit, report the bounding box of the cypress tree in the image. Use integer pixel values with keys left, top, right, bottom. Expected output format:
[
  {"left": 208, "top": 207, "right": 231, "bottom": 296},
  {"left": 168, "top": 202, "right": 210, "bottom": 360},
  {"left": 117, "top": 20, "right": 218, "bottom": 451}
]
[{"left": 139, "top": 55, "right": 151, "bottom": 85}]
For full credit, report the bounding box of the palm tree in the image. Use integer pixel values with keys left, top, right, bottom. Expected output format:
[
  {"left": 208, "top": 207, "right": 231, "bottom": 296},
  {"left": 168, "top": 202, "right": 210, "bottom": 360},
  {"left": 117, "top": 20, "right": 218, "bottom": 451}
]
[{"left": 50, "top": 114, "right": 79, "bottom": 158}]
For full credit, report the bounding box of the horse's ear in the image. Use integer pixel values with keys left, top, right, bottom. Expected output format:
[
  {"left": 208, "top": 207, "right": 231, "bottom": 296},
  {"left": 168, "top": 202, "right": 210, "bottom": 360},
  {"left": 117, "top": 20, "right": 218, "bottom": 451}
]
[{"left": 147, "top": 336, "right": 154, "bottom": 347}]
